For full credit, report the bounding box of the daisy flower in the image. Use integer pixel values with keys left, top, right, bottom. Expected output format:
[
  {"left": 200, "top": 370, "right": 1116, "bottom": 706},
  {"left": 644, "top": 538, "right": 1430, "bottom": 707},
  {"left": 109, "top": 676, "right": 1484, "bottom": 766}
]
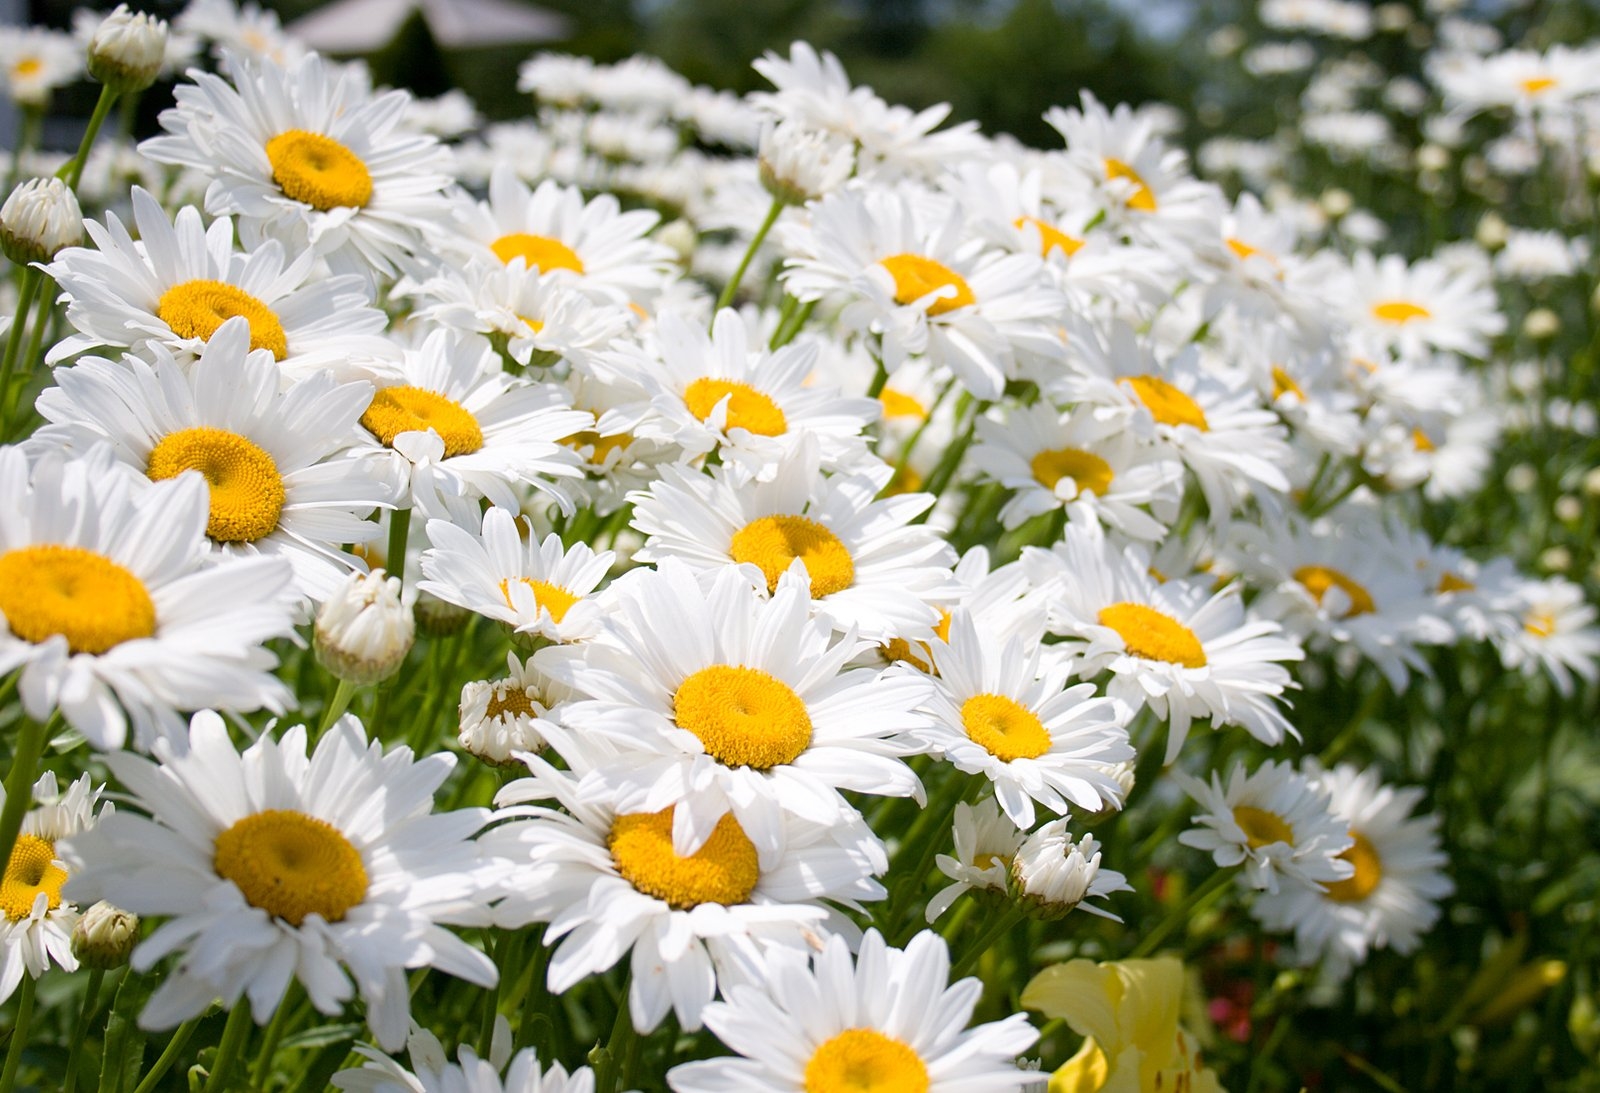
[
  {"left": 920, "top": 610, "right": 1133, "bottom": 830},
  {"left": 1173, "top": 760, "right": 1354, "bottom": 895},
  {"left": 1012, "top": 824, "right": 1129, "bottom": 920},
  {"left": 779, "top": 186, "right": 1067, "bottom": 400},
  {"left": 1336, "top": 251, "right": 1505, "bottom": 359},
  {"left": 141, "top": 49, "right": 453, "bottom": 280},
  {"left": 0, "top": 28, "right": 82, "bottom": 109},
  {"left": 969, "top": 400, "right": 1183, "bottom": 539},
  {"left": 1024, "top": 522, "right": 1303, "bottom": 764},
  {"left": 446, "top": 164, "right": 675, "bottom": 305},
  {"left": 926, "top": 795, "right": 1025, "bottom": 923},
  {"left": 1491, "top": 576, "right": 1600, "bottom": 696},
  {"left": 35, "top": 318, "right": 395, "bottom": 601},
  {"left": 335, "top": 1031, "right": 596, "bottom": 1093},
  {"left": 543, "top": 561, "right": 932, "bottom": 858},
  {"left": 629, "top": 440, "right": 957, "bottom": 641},
  {"left": 666, "top": 929, "right": 1039, "bottom": 1093},
  {"left": 0, "top": 773, "right": 104, "bottom": 1004},
  {"left": 417, "top": 506, "right": 613, "bottom": 644},
  {"left": 44, "top": 187, "right": 391, "bottom": 381},
  {"left": 1252, "top": 762, "right": 1453, "bottom": 980},
  {"left": 0, "top": 444, "right": 295, "bottom": 752},
  {"left": 457, "top": 651, "right": 570, "bottom": 767},
  {"left": 482, "top": 753, "right": 883, "bottom": 1033},
  {"left": 361, "top": 330, "right": 590, "bottom": 518},
  {"left": 62, "top": 711, "right": 499, "bottom": 1051}
]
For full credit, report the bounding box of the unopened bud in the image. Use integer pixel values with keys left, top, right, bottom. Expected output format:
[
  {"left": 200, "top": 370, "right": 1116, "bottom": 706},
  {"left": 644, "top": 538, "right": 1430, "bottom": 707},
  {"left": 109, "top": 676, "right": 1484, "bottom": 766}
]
[
  {"left": 414, "top": 589, "right": 470, "bottom": 637},
  {"left": 758, "top": 119, "right": 854, "bottom": 206},
  {"left": 1, "top": 177, "right": 83, "bottom": 265},
  {"left": 1539, "top": 546, "right": 1571, "bottom": 573},
  {"left": 1523, "top": 308, "right": 1560, "bottom": 341},
  {"left": 656, "top": 219, "right": 696, "bottom": 264},
  {"left": 1475, "top": 212, "right": 1509, "bottom": 250},
  {"left": 72, "top": 901, "right": 139, "bottom": 969},
  {"left": 314, "top": 568, "right": 414, "bottom": 684},
  {"left": 87, "top": 4, "right": 168, "bottom": 94},
  {"left": 1554, "top": 495, "right": 1582, "bottom": 523},
  {"left": 1319, "top": 188, "right": 1353, "bottom": 218}
]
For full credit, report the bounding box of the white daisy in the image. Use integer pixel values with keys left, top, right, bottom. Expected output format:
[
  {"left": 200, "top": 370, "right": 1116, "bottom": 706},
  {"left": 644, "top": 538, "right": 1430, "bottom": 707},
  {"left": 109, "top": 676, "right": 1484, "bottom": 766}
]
[
  {"left": 920, "top": 610, "right": 1133, "bottom": 830},
  {"left": 457, "top": 651, "right": 569, "bottom": 767},
  {"left": 1336, "top": 251, "right": 1505, "bottom": 359},
  {"left": 335, "top": 1031, "right": 596, "bottom": 1093},
  {"left": 44, "top": 187, "right": 392, "bottom": 382},
  {"left": 34, "top": 317, "right": 395, "bottom": 601},
  {"left": 417, "top": 506, "right": 613, "bottom": 644},
  {"left": 1012, "top": 823, "right": 1129, "bottom": 920},
  {"left": 1492, "top": 576, "right": 1600, "bottom": 696},
  {"left": 665, "top": 929, "right": 1040, "bottom": 1093},
  {"left": 62, "top": 711, "right": 499, "bottom": 1050},
  {"left": 1024, "top": 522, "right": 1304, "bottom": 764},
  {"left": 925, "top": 795, "right": 1025, "bottom": 923},
  {"left": 0, "top": 28, "right": 82, "bottom": 109},
  {"left": 141, "top": 49, "right": 454, "bottom": 280},
  {"left": 0, "top": 443, "right": 295, "bottom": 752}
]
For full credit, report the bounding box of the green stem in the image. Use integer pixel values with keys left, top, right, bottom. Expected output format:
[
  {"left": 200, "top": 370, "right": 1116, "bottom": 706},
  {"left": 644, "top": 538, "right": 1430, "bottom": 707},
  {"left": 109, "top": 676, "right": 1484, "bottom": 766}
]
[
  {"left": 62, "top": 968, "right": 106, "bottom": 1093},
  {"left": 59, "top": 85, "right": 121, "bottom": 191},
  {"left": 202, "top": 1003, "right": 254, "bottom": 1093},
  {"left": 951, "top": 904, "right": 1026, "bottom": 980},
  {"left": 1128, "top": 867, "right": 1235, "bottom": 959},
  {"left": 4, "top": 273, "right": 59, "bottom": 436},
  {"left": 476, "top": 930, "right": 510, "bottom": 1056},
  {"left": 318, "top": 678, "right": 358, "bottom": 737},
  {"left": 0, "top": 714, "right": 52, "bottom": 890},
  {"left": 0, "top": 975, "right": 35, "bottom": 1093},
  {"left": 915, "top": 398, "right": 986, "bottom": 509},
  {"left": 5, "top": 109, "right": 42, "bottom": 193},
  {"left": 248, "top": 983, "right": 298, "bottom": 1090},
  {"left": 386, "top": 508, "right": 412, "bottom": 588},
  {"left": 130, "top": 1017, "right": 202, "bottom": 1093},
  {"left": 0, "top": 270, "right": 43, "bottom": 434},
  {"left": 885, "top": 772, "right": 970, "bottom": 940},
  {"left": 716, "top": 196, "right": 783, "bottom": 312},
  {"left": 865, "top": 357, "right": 890, "bottom": 399},
  {"left": 589, "top": 976, "right": 636, "bottom": 1093},
  {"left": 769, "top": 299, "right": 816, "bottom": 349}
]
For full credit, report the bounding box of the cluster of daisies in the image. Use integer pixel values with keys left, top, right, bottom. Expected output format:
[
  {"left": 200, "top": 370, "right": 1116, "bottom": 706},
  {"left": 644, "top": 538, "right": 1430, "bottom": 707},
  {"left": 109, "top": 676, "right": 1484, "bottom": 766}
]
[{"left": 0, "top": 2, "right": 1595, "bottom": 1091}]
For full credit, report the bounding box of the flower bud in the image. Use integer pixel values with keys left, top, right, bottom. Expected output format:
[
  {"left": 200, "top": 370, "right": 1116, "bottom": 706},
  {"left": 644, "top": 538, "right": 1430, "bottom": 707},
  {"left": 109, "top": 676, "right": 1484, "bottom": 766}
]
[
  {"left": 1, "top": 177, "right": 83, "bottom": 265},
  {"left": 1475, "top": 212, "right": 1509, "bottom": 250},
  {"left": 758, "top": 120, "right": 854, "bottom": 206},
  {"left": 72, "top": 901, "right": 139, "bottom": 969},
  {"left": 1523, "top": 307, "right": 1560, "bottom": 341},
  {"left": 414, "top": 588, "right": 470, "bottom": 637},
  {"left": 87, "top": 4, "right": 168, "bottom": 94},
  {"left": 1011, "top": 823, "right": 1130, "bottom": 921},
  {"left": 457, "top": 653, "right": 560, "bottom": 766},
  {"left": 314, "top": 568, "right": 415, "bottom": 685}
]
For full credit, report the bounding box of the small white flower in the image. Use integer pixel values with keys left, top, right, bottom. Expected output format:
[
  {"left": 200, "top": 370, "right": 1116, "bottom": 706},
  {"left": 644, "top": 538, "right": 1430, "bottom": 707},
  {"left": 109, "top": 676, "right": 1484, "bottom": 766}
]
[
  {"left": 315, "top": 569, "right": 414, "bottom": 685},
  {"left": 87, "top": 4, "right": 169, "bottom": 93},
  {"left": 0, "top": 177, "right": 83, "bottom": 265}
]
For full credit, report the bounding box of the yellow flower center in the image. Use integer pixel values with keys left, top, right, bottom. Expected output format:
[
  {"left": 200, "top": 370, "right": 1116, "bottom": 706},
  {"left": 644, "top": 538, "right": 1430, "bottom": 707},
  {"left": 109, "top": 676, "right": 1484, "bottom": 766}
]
[
  {"left": 878, "top": 388, "right": 927, "bottom": 421},
  {"left": 265, "top": 130, "right": 373, "bottom": 211},
  {"left": 498, "top": 577, "right": 579, "bottom": 624},
  {"left": 0, "top": 545, "right": 157, "bottom": 655},
  {"left": 490, "top": 233, "right": 586, "bottom": 274},
  {"left": 879, "top": 254, "right": 975, "bottom": 316},
  {"left": 156, "top": 279, "right": 289, "bottom": 360},
  {"left": 560, "top": 429, "right": 634, "bottom": 466},
  {"left": 1227, "top": 237, "right": 1272, "bottom": 263},
  {"left": 880, "top": 611, "right": 949, "bottom": 675},
  {"left": 485, "top": 682, "right": 541, "bottom": 721},
  {"left": 729, "top": 515, "right": 854, "bottom": 597},
  {"left": 1436, "top": 572, "right": 1475, "bottom": 594},
  {"left": 1371, "top": 300, "right": 1431, "bottom": 325},
  {"left": 1104, "top": 157, "right": 1157, "bottom": 212},
  {"left": 1413, "top": 428, "right": 1435, "bottom": 453},
  {"left": 608, "top": 806, "right": 759, "bottom": 909},
  {"left": 1097, "top": 602, "right": 1208, "bottom": 668},
  {"left": 1293, "top": 565, "right": 1376, "bottom": 619},
  {"left": 1520, "top": 75, "right": 1558, "bottom": 96},
  {"left": 0, "top": 835, "right": 66, "bottom": 921},
  {"left": 13, "top": 58, "right": 42, "bottom": 78},
  {"left": 1324, "top": 831, "right": 1382, "bottom": 903},
  {"left": 1014, "top": 215, "right": 1084, "bottom": 257},
  {"left": 804, "top": 1028, "right": 930, "bottom": 1093},
  {"left": 361, "top": 387, "right": 484, "bottom": 458},
  {"left": 1030, "top": 446, "right": 1114, "bottom": 498},
  {"left": 1121, "top": 375, "right": 1209, "bottom": 431},
  {"left": 683, "top": 378, "right": 788, "bottom": 437},
  {"left": 1525, "top": 610, "right": 1556, "bottom": 638},
  {"left": 960, "top": 693, "right": 1052, "bottom": 761},
  {"left": 146, "top": 427, "right": 287, "bottom": 543},
  {"left": 1233, "top": 805, "right": 1295, "bottom": 849},
  {"left": 1270, "top": 365, "right": 1305, "bottom": 401},
  {"left": 672, "top": 664, "right": 813, "bottom": 770},
  {"left": 213, "top": 809, "right": 369, "bottom": 926}
]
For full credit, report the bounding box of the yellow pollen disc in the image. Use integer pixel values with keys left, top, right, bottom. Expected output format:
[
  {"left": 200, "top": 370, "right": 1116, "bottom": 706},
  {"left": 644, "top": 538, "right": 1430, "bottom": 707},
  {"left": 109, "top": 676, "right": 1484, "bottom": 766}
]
[
  {"left": 961, "top": 693, "right": 1052, "bottom": 762},
  {"left": 156, "top": 279, "right": 289, "bottom": 360},
  {"left": 1121, "top": 375, "right": 1209, "bottom": 431},
  {"left": 884, "top": 464, "right": 923, "bottom": 496},
  {"left": 683, "top": 378, "right": 788, "bottom": 437},
  {"left": 486, "top": 683, "right": 540, "bottom": 721},
  {"left": 672, "top": 664, "right": 813, "bottom": 770},
  {"left": 1520, "top": 75, "right": 1558, "bottom": 95},
  {"left": 1227, "top": 237, "right": 1271, "bottom": 263},
  {"left": 1437, "top": 572, "right": 1475, "bottom": 594},
  {"left": 1412, "top": 428, "right": 1435, "bottom": 453},
  {"left": 1271, "top": 365, "right": 1305, "bottom": 401},
  {"left": 1014, "top": 215, "right": 1084, "bottom": 257},
  {"left": 1324, "top": 831, "right": 1382, "bottom": 902},
  {"left": 515, "top": 315, "right": 546, "bottom": 334},
  {"left": 498, "top": 577, "right": 579, "bottom": 623},
  {"left": 1293, "top": 565, "right": 1376, "bottom": 619},
  {"left": 560, "top": 429, "right": 633, "bottom": 466},
  {"left": 973, "top": 852, "right": 1007, "bottom": 872},
  {"left": 1371, "top": 300, "right": 1432, "bottom": 325},
  {"left": 608, "top": 806, "right": 759, "bottom": 909},
  {"left": 1525, "top": 611, "right": 1556, "bottom": 638},
  {"left": 1104, "top": 157, "right": 1157, "bottom": 212},
  {"left": 878, "top": 388, "right": 927, "bottom": 421},
  {"left": 491, "top": 233, "right": 586, "bottom": 275},
  {"left": 1030, "top": 446, "right": 1114, "bottom": 498},
  {"left": 804, "top": 1028, "right": 930, "bottom": 1093},
  {"left": 1098, "top": 602, "right": 1208, "bottom": 668},
  {"left": 729, "top": 515, "right": 854, "bottom": 597},
  {"left": 879, "top": 253, "right": 976, "bottom": 316},
  {"left": 265, "top": 130, "right": 373, "bottom": 211},
  {"left": 0, "top": 835, "right": 66, "bottom": 921},
  {"left": 13, "top": 59, "right": 42, "bottom": 78},
  {"left": 213, "top": 809, "right": 368, "bottom": 926},
  {"left": 1233, "top": 806, "right": 1295, "bottom": 849},
  {"left": 0, "top": 545, "right": 156, "bottom": 655},
  {"left": 881, "top": 636, "right": 932, "bottom": 674},
  {"left": 147, "top": 427, "right": 287, "bottom": 543},
  {"left": 361, "top": 387, "right": 484, "bottom": 458}
]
